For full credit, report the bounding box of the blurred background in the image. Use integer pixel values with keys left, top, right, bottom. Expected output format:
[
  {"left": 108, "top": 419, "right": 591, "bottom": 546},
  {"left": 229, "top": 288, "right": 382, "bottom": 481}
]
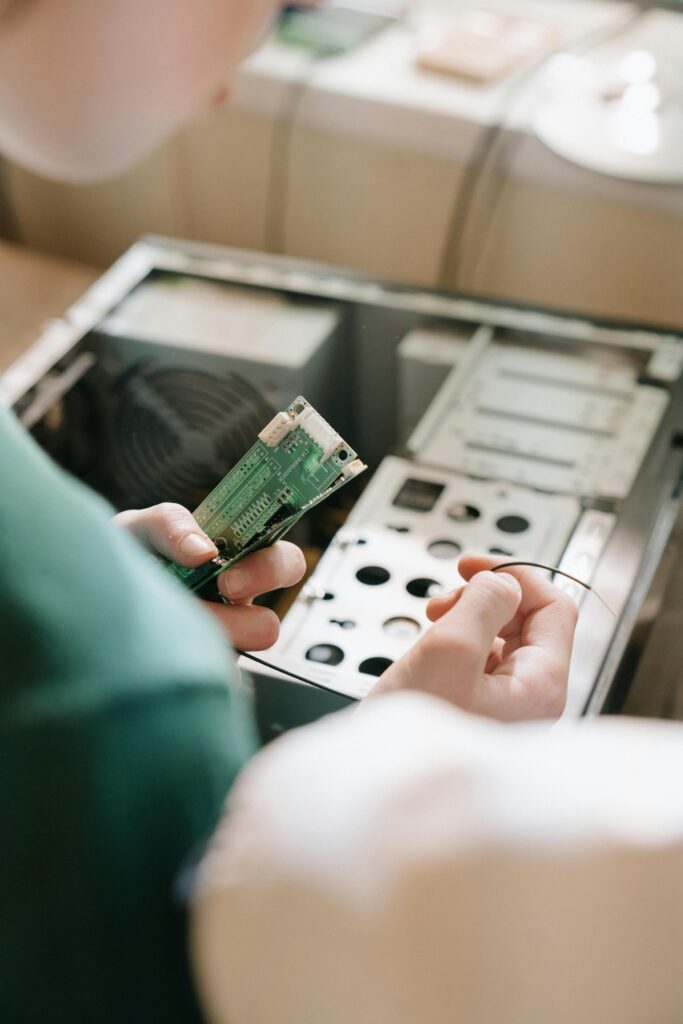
[{"left": 0, "top": 0, "right": 681, "bottom": 327}]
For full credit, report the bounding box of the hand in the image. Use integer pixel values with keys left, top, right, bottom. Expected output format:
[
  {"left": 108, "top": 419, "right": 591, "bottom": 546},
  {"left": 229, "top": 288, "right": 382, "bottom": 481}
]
[
  {"left": 113, "top": 503, "right": 306, "bottom": 652},
  {"left": 369, "top": 554, "right": 578, "bottom": 721}
]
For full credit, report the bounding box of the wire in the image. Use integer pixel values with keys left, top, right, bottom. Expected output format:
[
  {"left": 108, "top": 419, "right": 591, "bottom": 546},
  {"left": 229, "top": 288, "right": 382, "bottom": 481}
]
[
  {"left": 491, "top": 560, "right": 616, "bottom": 616},
  {"left": 235, "top": 647, "right": 360, "bottom": 701},
  {"left": 437, "top": 3, "right": 652, "bottom": 292}
]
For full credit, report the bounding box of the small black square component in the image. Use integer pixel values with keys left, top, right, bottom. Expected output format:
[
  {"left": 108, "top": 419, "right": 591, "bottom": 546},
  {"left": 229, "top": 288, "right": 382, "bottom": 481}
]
[{"left": 392, "top": 477, "right": 445, "bottom": 513}]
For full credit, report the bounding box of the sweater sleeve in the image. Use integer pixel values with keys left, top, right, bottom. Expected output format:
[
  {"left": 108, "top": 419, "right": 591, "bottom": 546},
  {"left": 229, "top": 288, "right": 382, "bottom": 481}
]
[{"left": 0, "top": 404, "right": 257, "bottom": 1024}]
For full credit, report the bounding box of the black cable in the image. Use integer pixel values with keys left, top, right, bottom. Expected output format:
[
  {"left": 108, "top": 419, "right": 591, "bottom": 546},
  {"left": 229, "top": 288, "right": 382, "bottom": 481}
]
[
  {"left": 437, "top": 3, "right": 653, "bottom": 292},
  {"left": 236, "top": 647, "right": 360, "bottom": 701},
  {"left": 491, "top": 560, "right": 615, "bottom": 616}
]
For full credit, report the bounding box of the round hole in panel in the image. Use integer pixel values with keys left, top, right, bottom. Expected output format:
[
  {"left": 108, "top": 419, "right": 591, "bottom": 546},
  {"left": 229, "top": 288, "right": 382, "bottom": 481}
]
[
  {"left": 428, "top": 539, "right": 463, "bottom": 561},
  {"left": 447, "top": 502, "right": 481, "bottom": 523},
  {"left": 359, "top": 657, "right": 393, "bottom": 677},
  {"left": 496, "top": 514, "right": 530, "bottom": 534},
  {"left": 306, "top": 643, "right": 345, "bottom": 666},
  {"left": 406, "top": 578, "right": 443, "bottom": 599},
  {"left": 383, "top": 617, "right": 422, "bottom": 641},
  {"left": 338, "top": 449, "right": 348, "bottom": 461},
  {"left": 356, "top": 565, "right": 391, "bottom": 586},
  {"left": 322, "top": 592, "right": 335, "bottom": 601}
]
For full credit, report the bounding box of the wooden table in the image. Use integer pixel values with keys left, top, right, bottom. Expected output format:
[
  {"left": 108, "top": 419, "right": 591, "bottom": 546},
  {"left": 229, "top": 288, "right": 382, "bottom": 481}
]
[{"left": 0, "top": 240, "right": 97, "bottom": 375}]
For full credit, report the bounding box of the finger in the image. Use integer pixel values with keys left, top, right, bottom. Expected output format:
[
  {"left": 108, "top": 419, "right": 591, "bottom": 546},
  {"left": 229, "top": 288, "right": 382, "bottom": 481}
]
[
  {"left": 218, "top": 542, "right": 306, "bottom": 603},
  {"left": 460, "top": 556, "right": 578, "bottom": 710},
  {"left": 512, "top": 588, "right": 578, "bottom": 688},
  {"left": 426, "top": 571, "right": 523, "bottom": 681},
  {"left": 426, "top": 553, "right": 519, "bottom": 623},
  {"left": 459, "top": 554, "right": 578, "bottom": 657},
  {"left": 459, "top": 554, "right": 557, "bottom": 618},
  {"left": 371, "top": 571, "right": 523, "bottom": 707},
  {"left": 426, "top": 586, "right": 464, "bottom": 622},
  {"left": 206, "top": 603, "right": 280, "bottom": 652},
  {"left": 114, "top": 503, "right": 217, "bottom": 566},
  {"left": 459, "top": 554, "right": 558, "bottom": 637},
  {"left": 485, "top": 636, "right": 506, "bottom": 674}
]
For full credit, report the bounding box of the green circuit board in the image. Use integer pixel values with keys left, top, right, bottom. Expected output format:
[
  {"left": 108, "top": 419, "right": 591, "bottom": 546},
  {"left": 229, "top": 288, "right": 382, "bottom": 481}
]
[{"left": 167, "top": 396, "right": 366, "bottom": 594}]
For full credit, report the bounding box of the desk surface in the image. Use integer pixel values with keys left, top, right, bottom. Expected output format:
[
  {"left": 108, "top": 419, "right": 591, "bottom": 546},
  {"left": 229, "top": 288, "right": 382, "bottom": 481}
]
[{"left": 0, "top": 241, "right": 97, "bottom": 376}]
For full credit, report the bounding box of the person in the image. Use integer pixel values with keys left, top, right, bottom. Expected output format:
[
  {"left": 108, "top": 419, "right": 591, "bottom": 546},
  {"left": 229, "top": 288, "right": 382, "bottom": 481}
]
[{"left": 1, "top": 3, "right": 680, "bottom": 1024}]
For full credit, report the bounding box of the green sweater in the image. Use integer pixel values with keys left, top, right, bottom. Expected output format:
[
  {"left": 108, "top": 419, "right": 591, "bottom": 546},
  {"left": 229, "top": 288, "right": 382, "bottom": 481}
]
[{"left": 0, "top": 404, "right": 257, "bottom": 1023}]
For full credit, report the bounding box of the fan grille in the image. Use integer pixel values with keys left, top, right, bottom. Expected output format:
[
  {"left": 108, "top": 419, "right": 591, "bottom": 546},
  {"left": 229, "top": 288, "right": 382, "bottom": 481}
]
[{"left": 108, "top": 363, "right": 274, "bottom": 509}]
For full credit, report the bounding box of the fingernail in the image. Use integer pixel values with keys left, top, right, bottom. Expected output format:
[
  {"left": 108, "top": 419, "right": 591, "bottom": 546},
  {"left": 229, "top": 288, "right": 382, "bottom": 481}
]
[
  {"left": 222, "top": 568, "right": 246, "bottom": 599},
  {"left": 179, "top": 533, "right": 216, "bottom": 558},
  {"left": 495, "top": 572, "right": 522, "bottom": 593}
]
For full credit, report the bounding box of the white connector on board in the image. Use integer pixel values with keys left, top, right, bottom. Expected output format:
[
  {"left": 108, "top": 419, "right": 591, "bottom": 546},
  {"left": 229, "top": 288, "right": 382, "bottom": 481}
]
[
  {"left": 290, "top": 396, "right": 342, "bottom": 461},
  {"left": 259, "top": 411, "right": 292, "bottom": 447}
]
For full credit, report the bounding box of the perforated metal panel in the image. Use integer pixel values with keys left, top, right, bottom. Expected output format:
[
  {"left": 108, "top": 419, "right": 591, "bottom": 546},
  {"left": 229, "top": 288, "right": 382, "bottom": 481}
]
[{"left": 269, "top": 457, "right": 581, "bottom": 700}]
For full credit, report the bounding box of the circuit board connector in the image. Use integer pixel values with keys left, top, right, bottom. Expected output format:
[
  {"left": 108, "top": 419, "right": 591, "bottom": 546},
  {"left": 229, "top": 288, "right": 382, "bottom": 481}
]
[{"left": 167, "top": 396, "right": 366, "bottom": 594}]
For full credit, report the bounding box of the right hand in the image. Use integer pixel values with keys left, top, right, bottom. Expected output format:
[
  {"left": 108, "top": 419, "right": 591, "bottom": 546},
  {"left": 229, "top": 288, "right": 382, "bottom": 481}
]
[{"left": 369, "top": 555, "right": 578, "bottom": 721}]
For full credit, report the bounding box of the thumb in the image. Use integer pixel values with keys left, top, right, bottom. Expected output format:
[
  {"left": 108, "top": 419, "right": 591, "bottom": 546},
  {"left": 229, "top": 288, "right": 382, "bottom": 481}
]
[
  {"left": 114, "top": 503, "right": 218, "bottom": 567},
  {"left": 428, "top": 571, "right": 523, "bottom": 679}
]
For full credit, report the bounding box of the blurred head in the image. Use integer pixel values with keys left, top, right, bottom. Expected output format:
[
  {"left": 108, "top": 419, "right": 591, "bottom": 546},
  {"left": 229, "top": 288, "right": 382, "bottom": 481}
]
[{"left": 0, "top": 0, "right": 279, "bottom": 181}]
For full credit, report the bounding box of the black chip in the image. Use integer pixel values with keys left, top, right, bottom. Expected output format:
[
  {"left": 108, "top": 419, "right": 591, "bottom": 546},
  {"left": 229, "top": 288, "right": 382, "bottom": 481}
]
[{"left": 393, "top": 477, "right": 445, "bottom": 513}]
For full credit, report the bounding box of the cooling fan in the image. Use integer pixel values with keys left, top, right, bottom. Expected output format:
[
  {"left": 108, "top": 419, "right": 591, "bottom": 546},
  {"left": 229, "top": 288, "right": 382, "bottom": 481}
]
[{"left": 106, "top": 362, "right": 274, "bottom": 510}]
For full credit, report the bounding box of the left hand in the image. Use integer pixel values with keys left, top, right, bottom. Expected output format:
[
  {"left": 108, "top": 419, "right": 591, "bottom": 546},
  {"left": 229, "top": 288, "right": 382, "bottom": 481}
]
[{"left": 114, "top": 503, "right": 306, "bottom": 651}]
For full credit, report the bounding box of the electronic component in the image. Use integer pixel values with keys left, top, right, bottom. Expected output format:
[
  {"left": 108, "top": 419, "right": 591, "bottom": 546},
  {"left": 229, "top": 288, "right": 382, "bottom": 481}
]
[
  {"left": 167, "top": 396, "right": 366, "bottom": 594},
  {"left": 107, "top": 364, "right": 274, "bottom": 509}
]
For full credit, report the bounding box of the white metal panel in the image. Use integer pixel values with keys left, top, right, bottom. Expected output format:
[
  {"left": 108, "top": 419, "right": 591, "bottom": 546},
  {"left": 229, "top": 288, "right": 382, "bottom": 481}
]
[
  {"left": 411, "top": 339, "right": 669, "bottom": 499},
  {"left": 270, "top": 456, "right": 581, "bottom": 700}
]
